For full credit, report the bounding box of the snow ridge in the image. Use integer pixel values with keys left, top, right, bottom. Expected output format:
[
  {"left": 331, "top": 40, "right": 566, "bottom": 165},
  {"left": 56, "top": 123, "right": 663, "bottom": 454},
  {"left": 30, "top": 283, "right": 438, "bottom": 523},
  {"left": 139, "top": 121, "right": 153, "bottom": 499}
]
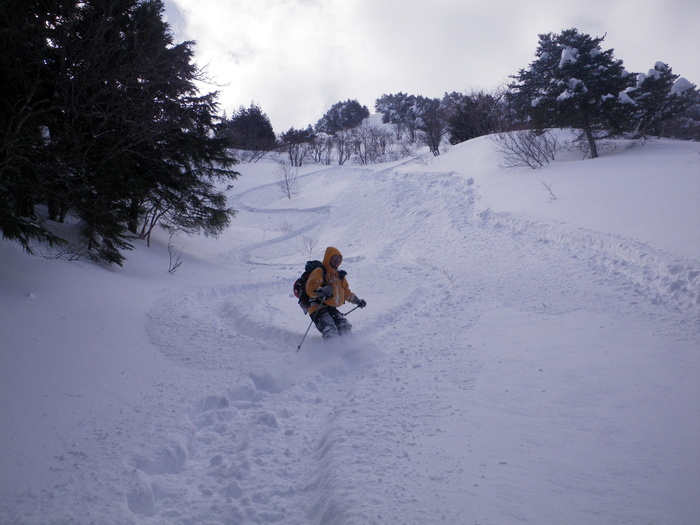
[{"left": 478, "top": 208, "right": 700, "bottom": 311}]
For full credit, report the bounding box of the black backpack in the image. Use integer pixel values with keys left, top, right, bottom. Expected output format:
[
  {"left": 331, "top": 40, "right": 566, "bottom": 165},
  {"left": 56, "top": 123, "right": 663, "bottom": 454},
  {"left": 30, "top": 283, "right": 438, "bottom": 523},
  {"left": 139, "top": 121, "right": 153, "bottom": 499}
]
[{"left": 293, "top": 260, "right": 327, "bottom": 314}]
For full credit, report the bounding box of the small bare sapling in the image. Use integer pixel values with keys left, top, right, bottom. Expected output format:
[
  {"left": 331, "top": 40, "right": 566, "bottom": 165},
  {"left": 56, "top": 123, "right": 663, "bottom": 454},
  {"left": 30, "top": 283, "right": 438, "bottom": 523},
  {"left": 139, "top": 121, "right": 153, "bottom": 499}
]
[
  {"left": 540, "top": 180, "right": 557, "bottom": 202},
  {"left": 300, "top": 236, "right": 319, "bottom": 255},
  {"left": 275, "top": 161, "right": 299, "bottom": 199},
  {"left": 168, "top": 233, "right": 182, "bottom": 273}
]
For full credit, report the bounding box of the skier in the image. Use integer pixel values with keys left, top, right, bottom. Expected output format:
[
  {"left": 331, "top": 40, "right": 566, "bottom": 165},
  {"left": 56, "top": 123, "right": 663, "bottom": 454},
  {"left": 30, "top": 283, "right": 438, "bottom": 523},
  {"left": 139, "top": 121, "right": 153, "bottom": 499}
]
[{"left": 306, "top": 246, "right": 366, "bottom": 339}]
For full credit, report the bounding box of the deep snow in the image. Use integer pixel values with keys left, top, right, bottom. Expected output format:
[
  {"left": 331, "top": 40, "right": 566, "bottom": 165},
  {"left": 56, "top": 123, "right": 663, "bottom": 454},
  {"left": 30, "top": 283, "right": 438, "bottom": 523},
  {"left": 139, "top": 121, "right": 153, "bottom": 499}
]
[{"left": 1, "top": 130, "right": 699, "bottom": 524}]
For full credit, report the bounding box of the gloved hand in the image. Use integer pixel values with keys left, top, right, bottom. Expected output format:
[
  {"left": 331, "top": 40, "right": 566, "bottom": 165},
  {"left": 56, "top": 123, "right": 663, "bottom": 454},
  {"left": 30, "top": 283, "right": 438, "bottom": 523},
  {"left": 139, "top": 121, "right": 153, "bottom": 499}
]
[
  {"left": 316, "top": 285, "right": 333, "bottom": 302},
  {"left": 352, "top": 297, "right": 366, "bottom": 308}
]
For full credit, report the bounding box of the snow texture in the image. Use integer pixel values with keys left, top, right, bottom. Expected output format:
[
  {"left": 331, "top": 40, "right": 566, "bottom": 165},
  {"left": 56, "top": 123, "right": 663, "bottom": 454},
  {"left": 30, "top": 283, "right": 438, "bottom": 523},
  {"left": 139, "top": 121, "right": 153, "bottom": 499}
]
[
  {"left": 672, "top": 77, "right": 694, "bottom": 95},
  {"left": 1, "top": 130, "right": 699, "bottom": 524},
  {"left": 558, "top": 46, "right": 578, "bottom": 68}
]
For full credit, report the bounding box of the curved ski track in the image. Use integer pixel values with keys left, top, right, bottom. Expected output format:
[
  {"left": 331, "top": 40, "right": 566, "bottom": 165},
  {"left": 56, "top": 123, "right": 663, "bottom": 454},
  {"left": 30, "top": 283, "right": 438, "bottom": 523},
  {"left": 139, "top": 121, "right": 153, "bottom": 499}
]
[{"left": 141, "top": 163, "right": 699, "bottom": 525}]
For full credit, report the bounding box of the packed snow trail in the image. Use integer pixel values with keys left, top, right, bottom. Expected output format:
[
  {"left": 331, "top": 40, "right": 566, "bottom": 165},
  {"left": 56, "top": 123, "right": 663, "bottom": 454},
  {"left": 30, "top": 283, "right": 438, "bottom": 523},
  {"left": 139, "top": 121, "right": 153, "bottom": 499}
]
[{"left": 141, "top": 163, "right": 698, "bottom": 524}]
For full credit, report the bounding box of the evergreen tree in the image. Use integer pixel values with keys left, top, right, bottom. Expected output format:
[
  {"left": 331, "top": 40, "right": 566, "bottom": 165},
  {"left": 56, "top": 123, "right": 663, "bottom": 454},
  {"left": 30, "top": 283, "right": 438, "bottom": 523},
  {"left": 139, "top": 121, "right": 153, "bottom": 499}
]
[
  {"left": 221, "top": 102, "right": 276, "bottom": 161},
  {"left": 628, "top": 62, "right": 698, "bottom": 138},
  {"left": 661, "top": 97, "right": 700, "bottom": 140},
  {"left": 375, "top": 92, "right": 419, "bottom": 142},
  {"left": 509, "top": 28, "right": 637, "bottom": 158},
  {"left": 0, "top": 0, "right": 239, "bottom": 264},
  {"left": 315, "top": 99, "right": 369, "bottom": 135},
  {"left": 0, "top": 0, "right": 75, "bottom": 252}
]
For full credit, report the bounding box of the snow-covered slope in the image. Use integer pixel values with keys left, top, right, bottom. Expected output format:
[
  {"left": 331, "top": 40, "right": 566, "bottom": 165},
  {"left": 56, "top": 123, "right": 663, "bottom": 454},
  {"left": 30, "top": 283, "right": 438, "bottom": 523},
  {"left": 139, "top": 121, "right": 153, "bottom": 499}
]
[{"left": 1, "top": 133, "right": 699, "bottom": 524}]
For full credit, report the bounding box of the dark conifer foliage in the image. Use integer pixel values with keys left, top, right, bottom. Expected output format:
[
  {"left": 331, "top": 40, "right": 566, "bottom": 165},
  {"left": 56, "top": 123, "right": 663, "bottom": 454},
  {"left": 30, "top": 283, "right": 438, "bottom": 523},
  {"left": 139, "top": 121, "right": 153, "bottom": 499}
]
[
  {"left": 375, "top": 92, "right": 420, "bottom": 142},
  {"left": 627, "top": 62, "right": 698, "bottom": 139},
  {"left": 509, "top": 28, "right": 637, "bottom": 158},
  {"left": 315, "top": 99, "right": 370, "bottom": 135},
  {"left": 0, "top": 0, "right": 239, "bottom": 264},
  {"left": 0, "top": 0, "right": 73, "bottom": 252},
  {"left": 220, "top": 102, "right": 277, "bottom": 161}
]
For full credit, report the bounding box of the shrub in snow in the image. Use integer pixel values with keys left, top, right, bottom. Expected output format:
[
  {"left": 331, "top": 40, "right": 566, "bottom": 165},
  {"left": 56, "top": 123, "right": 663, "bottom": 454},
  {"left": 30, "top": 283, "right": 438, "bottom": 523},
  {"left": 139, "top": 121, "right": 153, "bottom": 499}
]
[{"left": 491, "top": 129, "right": 559, "bottom": 169}]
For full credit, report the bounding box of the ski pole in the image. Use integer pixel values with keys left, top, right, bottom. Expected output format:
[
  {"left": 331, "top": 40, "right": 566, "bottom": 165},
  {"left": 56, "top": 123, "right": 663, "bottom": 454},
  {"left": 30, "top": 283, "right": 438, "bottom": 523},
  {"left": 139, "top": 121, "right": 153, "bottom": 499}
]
[
  {"left": 343, "top": 305, "right": 360, "bottom": 316},
  {"left": 296, "top": 319, "right": 314, "bottom": 352}
]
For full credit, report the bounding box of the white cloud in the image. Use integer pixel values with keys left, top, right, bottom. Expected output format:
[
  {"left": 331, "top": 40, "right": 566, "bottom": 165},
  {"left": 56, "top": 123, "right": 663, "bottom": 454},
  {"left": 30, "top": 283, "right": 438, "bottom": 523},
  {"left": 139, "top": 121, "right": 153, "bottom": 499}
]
[{"left": 165, "top": 0, "right": 699, "bottom": 132}]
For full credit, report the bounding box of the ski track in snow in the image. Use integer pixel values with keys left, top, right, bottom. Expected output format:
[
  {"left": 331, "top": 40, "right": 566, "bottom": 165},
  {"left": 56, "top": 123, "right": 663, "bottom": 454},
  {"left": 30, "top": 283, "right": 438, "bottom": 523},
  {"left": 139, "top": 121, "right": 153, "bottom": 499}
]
[
  {"left": 3, "top": 151, "right": 698, "bottom": 524},
  {"left": 136, "top": 164, "right": 698, "bottom": 524}
]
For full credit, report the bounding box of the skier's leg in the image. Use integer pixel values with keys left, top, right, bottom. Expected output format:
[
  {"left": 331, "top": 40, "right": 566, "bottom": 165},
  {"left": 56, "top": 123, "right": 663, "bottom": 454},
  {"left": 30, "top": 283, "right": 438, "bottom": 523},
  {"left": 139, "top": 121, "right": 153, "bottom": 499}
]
[
  {"left": 330, "top": 309, "right": 352, "bottom": 336},
  {"left": 311, "top": 308, "right": 340, "bottom": 339}
]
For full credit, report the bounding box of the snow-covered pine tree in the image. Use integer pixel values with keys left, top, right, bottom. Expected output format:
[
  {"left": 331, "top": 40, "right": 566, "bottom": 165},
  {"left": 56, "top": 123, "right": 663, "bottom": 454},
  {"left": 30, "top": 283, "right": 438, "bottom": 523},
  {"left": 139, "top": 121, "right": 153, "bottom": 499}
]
[
  {"left": 375, "top": 93, "right": 419, "bottom": 142},
  {"left": 509, "top": 28, "right": 636, "bottom": 158},
  {"left": 628, "top": 62, "right": 698, "bottom": 138},
  {"left": 315, "top": 99, "right": 369, "bottom": 135}
]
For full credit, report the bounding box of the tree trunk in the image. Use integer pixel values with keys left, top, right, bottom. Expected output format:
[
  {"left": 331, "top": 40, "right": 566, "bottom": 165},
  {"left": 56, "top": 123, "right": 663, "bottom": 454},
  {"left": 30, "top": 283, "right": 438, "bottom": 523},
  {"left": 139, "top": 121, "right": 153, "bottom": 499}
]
[
  {"left": 48, "top": 199, "right": 60, "bottom": 222},
  {"left": 128, "top": 198, "right": 140, "bottom": 234},
  {"left": 584, "top": 127, "right": 599, "bottom": 159}
]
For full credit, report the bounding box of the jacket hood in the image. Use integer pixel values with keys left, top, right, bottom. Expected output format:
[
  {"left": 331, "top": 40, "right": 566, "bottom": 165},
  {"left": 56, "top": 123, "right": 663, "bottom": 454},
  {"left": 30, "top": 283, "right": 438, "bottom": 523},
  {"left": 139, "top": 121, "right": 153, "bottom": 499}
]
[{"left": 322, "top": 246, "right": 343, "bottom": 268}]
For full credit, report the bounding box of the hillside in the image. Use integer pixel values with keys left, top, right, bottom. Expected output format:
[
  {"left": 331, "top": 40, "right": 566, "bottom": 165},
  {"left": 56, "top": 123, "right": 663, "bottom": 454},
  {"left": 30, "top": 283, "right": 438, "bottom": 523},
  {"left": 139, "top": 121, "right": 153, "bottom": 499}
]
[{"left": 1, "top": 132, "right": 699, "bottom": 524}]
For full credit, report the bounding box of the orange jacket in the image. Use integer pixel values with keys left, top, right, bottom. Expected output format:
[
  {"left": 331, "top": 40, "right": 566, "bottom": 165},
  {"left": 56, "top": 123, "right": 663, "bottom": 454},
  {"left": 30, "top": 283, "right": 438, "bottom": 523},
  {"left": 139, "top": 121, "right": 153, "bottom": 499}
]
[{"left": 306, "top": 246, "right": 355, "bottom": 314}]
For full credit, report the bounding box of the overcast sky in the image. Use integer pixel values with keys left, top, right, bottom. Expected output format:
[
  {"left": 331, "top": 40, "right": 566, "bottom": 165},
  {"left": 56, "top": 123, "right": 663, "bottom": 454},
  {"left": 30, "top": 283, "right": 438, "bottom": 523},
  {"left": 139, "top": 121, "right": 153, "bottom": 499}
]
[{"left": 163, "top": 0, "right": 700, "bottom": 133}]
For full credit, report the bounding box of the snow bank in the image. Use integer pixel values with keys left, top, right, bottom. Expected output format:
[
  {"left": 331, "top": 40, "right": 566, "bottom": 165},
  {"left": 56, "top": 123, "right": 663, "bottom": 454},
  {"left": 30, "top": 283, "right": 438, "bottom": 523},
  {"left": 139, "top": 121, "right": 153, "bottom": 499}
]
[{"left": 400, "top": 134, "right": 700, "bottom": 310}]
